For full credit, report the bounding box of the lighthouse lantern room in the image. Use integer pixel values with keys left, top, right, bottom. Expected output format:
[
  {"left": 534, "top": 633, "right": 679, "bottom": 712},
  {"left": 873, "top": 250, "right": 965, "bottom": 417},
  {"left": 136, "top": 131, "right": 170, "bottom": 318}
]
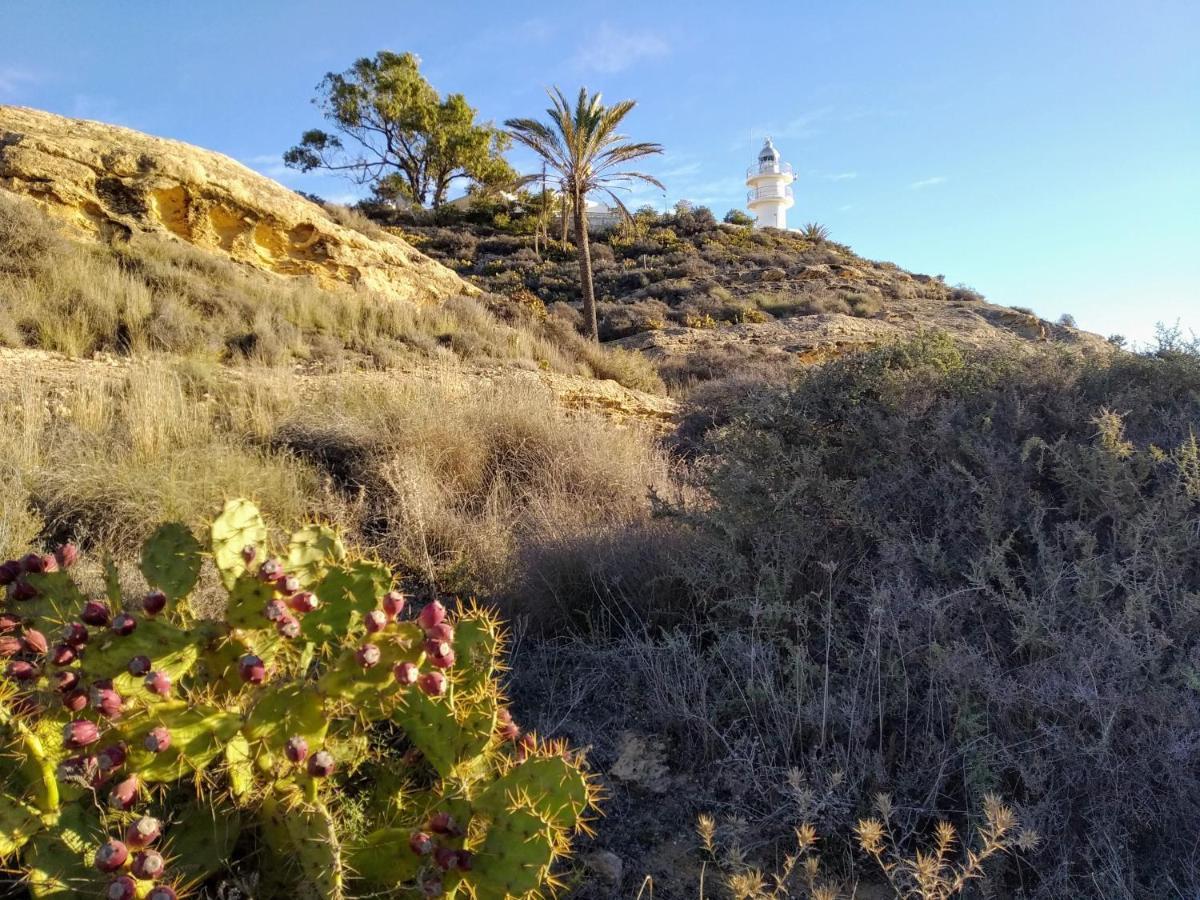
[{"left": 745, "top": 137, "right": 794, "bottom": 230}]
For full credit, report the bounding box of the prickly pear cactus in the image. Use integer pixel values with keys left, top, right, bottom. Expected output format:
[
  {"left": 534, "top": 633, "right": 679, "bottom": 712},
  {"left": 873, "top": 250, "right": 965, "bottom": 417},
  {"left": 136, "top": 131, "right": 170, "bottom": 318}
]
[{"left": 0, "top": 501, "right": 597, "bottom": 899}]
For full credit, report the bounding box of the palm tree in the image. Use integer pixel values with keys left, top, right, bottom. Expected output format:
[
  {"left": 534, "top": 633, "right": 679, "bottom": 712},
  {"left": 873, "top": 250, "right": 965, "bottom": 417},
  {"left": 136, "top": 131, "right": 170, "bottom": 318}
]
[{"left": 506, "top": 88, "right": 663, "bottom": 341}]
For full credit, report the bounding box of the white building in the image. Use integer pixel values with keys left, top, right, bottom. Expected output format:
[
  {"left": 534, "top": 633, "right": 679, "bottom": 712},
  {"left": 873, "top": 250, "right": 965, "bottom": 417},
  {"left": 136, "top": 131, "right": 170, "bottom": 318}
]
[{"left": 745, "top": 138, "right": 794, "bottom": 229}]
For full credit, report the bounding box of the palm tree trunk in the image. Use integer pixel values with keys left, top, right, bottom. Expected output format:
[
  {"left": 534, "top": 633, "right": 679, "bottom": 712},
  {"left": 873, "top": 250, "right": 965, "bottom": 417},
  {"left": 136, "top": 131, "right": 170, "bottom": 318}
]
[
  {"left": 572, "top": 193, "right": 598, "bottom": 341},
  {"left": 560, "top": 191, "right": 570, "bottom": 246}
]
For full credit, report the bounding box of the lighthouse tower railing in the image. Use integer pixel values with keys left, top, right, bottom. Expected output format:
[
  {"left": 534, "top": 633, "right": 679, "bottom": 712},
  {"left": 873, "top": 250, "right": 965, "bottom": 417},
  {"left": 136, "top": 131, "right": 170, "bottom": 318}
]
[
  {"left": 747, "top": 184, "right": 794, "bottom": 204},
  {"left": 746, "top": 161, "right": 793, "bottom": 179}
]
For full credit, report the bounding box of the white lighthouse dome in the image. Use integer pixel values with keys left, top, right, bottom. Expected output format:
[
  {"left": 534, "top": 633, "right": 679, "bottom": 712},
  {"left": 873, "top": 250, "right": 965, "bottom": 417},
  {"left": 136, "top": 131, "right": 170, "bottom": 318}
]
[{"left": 758, "top": 137, "right": 780, "bottom": 164}]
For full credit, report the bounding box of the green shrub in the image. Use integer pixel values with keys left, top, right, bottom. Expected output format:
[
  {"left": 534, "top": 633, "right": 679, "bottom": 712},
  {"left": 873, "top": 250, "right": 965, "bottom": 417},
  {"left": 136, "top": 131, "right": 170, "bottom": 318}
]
[{"left": 663, "top": 334, "right": 1200, "bottom": 897}]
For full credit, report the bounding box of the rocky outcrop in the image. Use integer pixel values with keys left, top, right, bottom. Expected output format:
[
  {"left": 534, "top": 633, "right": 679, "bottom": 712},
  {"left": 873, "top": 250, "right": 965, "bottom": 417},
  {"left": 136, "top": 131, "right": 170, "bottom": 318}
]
[
  {"left": 0, "top": 105, "right": 470, "bottom": 304},
  {"left": 616, "top": 297, "right": 1115, "bottom": 376}
]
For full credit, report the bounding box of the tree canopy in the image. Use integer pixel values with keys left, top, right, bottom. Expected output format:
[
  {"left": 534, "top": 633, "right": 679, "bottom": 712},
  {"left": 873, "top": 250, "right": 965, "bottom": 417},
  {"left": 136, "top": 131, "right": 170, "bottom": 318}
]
[{"left": 284, "top": 51, "right": 514, "bottom": 208}]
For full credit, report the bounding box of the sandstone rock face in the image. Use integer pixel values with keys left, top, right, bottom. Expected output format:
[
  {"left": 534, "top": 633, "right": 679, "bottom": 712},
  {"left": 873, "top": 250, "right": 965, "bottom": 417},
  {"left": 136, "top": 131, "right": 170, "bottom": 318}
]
[{"left": 0, "top": 105, "right": 470, "bottom": 304}]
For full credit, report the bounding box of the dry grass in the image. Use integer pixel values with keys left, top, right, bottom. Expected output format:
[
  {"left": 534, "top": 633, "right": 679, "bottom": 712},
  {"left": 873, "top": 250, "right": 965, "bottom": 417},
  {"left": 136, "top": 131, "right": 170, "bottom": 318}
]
[
  {"left": 0, "top": 362, "right": 669, "bottom": 598},
  {"left": 0, "top": 193, "right": 663, "bottom": 392}
]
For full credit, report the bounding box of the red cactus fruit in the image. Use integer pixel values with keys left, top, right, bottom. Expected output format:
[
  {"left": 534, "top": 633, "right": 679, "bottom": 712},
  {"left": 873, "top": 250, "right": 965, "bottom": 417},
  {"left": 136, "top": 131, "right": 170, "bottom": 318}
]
[
  {"left": 0, "top": 560, "right": 20, "bottom": 585},
  {"left": 106, "top": 876, "right": 138, "bottom": 900},
  {"left": 428, "top": 811, "right": 461, "bottom": 836},
  {"left": 307, "top": 750, "right": 335, "bottom": 777},
  {"left": 0, "top": 636, "right": 22, "bottom": 657},
  {"left": 128, "top": 655, "right": 152, "bottom": 677},
  {"left": 288, "top": 591, "right": 320, "bottom": 613},
  {"left": 279, "top": 575, "right": 301, "bottom": 595},
  {"left": 275, "top": 615, "right": 301, "bottom": 639},
  {"left": 496, "top": 709, "right": 520, "bottom": 742},
  {"left": 426, "top": 622, "right": 454, "bottom": 643},
  {"left": 258, "top": 558, "right": 282, "bottom": 580},
  {"left": 455, "top": 849, "right": 473, "bottom": 871},
  {"left": 125, "top": 815, "right": 161, "bottom": 848},
  {"left": 40, "top": 554, "right": 59, "bottom": 573},
  {"left": 81, "top": 599, "right": 112, "bottom": 626},
  {"left": 20, "top": 553, "right": 46, "bottom": 574},
  {"left": 51, "top": 643, "right": 77, "bottom": 667},
  {"left": 63, "top": 689, "right": 89, "bottom": 712},
  {"left": 433, "top": 845, "right": 458, "bottom": 872},
  {"left": 131, "top": 848, "right": 166, "bottom": 880},
  {"left": 242, "top": 544, "right": 258, "bottom": 564},
  {"left": 143, "top": 726, "right": 171, "bottom": 753},
  {"left": 142, "top": 590, "right": 167, "bottom": 616},
  {"left": 64, "top": 719, "right": 100, "bottom": 748},
  {"left": 420, "top": 877, "right": 444, "bottom": 898},
  {"left": 424, "top": 637, "right": 451, "bottom": 658},
  {"left": 94, "top": 839, "right": 129, "bottom": 873},
  {"left": 284, "top": 735, "right": 309, "bottom": 764},
  {"left": 238, "top": 654, "right": 266, "bottom": 684},
  {"left": 60, "top": 622, "right": 89, "bottom": 646},
  {"left": 144, "top": 670, "right": 171, "bottom": 697},
  {"left": 364, "top": 609, "right": 388, "bottom": 634},
  {"left": 417, "top": 600, "right": 446, "bottom": 631},
  {"left": 394, "top": 661, "right": 419, "bottom": 685},
  {"left": 107, "top": 774, "right": 139, "bottom": 810},
  {"left": 10, "top": 579, "right": 38, "bottom": 602},
  {"left": 55, "top": 669, "right": 81, "bottom": 692},
  {"left": 431, "top": 649, "right": 455, "bottom": 670},
  {"left": 98, "top": 743, "right": 128, "bottom": 772},
  {"left": 110, "top": 613, "right": 137, "bottom": 636},
  {"left": 90, "top": 685, "right": 124, "bottom": 719},
  {"left": 55, "top": 543, "right": 79, "bottom": 569},
  {"left": 147, "top": 887, "right": 178, "bottom": 900},
  {"left": 355, "top": 643, "right": 381, "bottom": 669},
  {"left": 382, "top": 590, "right": 406, "bottom": 619},
  {"left": 263, "top": 599, "right": 288, "bottom": 621},
  {"left": 418, "top": 671, "right": 447, "bottom": 697},
  {"left": 0, "top": 613, "right": 20, "bottom": 633},
  {"left": 409, "top": 831, "right": 434, "bottom": 856},
  {"left": 6, "top": 660, "right": 36, "bottom": 681},
  {"left": 22, "top": 629, "right": 48, "bottom": 654}
]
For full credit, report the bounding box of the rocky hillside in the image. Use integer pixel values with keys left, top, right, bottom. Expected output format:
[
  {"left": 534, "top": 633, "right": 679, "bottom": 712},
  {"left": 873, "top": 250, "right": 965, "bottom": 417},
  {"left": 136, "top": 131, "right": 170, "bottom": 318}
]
[
  {"left": 394, "top": 206, "right": 1113, "bottom": 385},
  {"left": 0, "top": 105, "right": 467, "bottom": 303}
]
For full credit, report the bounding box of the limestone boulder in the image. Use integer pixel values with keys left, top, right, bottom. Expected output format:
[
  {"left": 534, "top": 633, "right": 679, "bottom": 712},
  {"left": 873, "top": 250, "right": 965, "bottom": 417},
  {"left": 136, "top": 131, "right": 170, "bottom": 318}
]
[{"left": 0, "top": 105, "right": 470, "bottom": 304}]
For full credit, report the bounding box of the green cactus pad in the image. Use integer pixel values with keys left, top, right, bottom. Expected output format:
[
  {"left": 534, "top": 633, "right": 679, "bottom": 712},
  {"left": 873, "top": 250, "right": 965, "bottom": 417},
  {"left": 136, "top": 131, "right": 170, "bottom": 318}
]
[
  {"left": 80, "top": 618, "right": 203, "bottom": 688},
  {"left": 475, "top": 755, "right": 593, "bottom": 832},
  {"left": 287, "top": 524, "right": 346, "bottom": 590},
  {"left": 450, "top": 612, "right": 501, "bottom": 695},
  {"left": 102, "top": 553, "right": 122, "bottom": 607},
  {"left": 25, "top": 804, "right": 101, "bottom": 898},
  {"left": 0, "top": 792, "right": 42, "bottom": 858},
  {"left": 391, "top": 691, "right": 495, "bottom": 781},
  {"left": 118, "top": 702, "right": 243, "bottom": 782},
  {"left": 224, "top": 732, "right": 255, "bottom": 799},
  {"left": 244, "top": 682, "right": 329, "bottom": 755},
  {"left": 225, "top": 573, "right": 277, "bottom": 629},
  {"left": 140, "top": 521, "right": 203, "bottom": 602},
  {"left": 211, "top": 498, "right": 267, "bottom": 588},
  {"left": 18, "top": 570, "right": 89, "bottom": 636},
  {"left": 163, "top": 796, "right": 242, "bottom": 884},
  {"left": 260, "top": 791, "right": 345, "bottom": 900},
  {"left": 303, "top": 561, "right": 391, "bottom": 647},
  {"left": 344, "top": 826, "right": 422, "bottom": 886},
  {"left": 466, "top": 803, "right": 562, "bottom": 900}
]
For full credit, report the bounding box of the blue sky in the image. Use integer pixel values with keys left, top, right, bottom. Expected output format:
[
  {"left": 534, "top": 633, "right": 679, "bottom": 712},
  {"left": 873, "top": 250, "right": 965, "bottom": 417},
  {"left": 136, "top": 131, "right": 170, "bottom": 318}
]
[{"left": 3, "top": 1, "right": 1197, "bottom": 344}]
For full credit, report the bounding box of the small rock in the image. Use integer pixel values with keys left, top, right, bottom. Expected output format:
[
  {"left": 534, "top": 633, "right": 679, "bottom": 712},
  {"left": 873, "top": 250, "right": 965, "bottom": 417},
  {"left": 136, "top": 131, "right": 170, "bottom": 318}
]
[{"left": 585, "top": 850, "right": 623, "bottom": 885}]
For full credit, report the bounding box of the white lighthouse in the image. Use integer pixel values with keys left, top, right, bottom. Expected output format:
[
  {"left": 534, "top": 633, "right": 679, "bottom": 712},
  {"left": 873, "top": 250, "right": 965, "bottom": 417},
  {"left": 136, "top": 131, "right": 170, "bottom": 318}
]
[{"left": 745, "top": 138, "right": 794, "bottom": 230}]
